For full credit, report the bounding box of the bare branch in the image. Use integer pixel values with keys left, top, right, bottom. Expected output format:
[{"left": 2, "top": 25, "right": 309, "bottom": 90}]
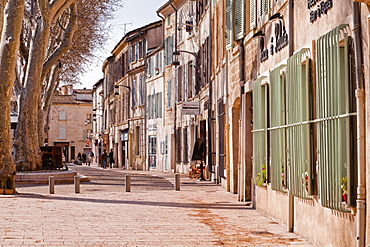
[{"left": 41, "top": 2, "right": 77, "bottom": 81}]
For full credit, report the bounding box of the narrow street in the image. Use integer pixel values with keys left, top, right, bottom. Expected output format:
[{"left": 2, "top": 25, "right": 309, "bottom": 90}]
[{"left": 1, "top": 164, "right": 315, "bottom": 246}]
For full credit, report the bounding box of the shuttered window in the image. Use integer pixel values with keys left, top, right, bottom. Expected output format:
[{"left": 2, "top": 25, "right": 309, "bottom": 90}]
[
  {"left": 250, "top": 0, "right": 256, "bottom": 30},
  {"left": 234, "top": 0, "right": 245, "bottom": 40},
  {"left": 132, "top": 79, "right": 137, "bottom": 107},
  {"left": 167, "top": 79, "right": 172, "bottom": 109},
  {"left": 59, "top": 111, "right": 66, "bottom": 120},
  {"left": 316, "top": 25, "right": 356, "bottom": 211},
  {"left": 286, "top": 48, "right": 312, "bottom": 199},
  {"left": 59, "top": 127, "right": 66, "bottom": 139},
  {"left": 252, "top": 76, "right": 268, "bottom": 186},
  {"left": 259, "top": 0, "right": 268, "bottom": 19},
  {"left": 269, "top": 65, "right": 286, "bottom": 192},
  {"left": 225, "top": 0, "right": 233, "bottom": 50}
]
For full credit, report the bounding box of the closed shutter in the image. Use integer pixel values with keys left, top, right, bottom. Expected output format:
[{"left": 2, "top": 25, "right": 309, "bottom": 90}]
[
  {"left": 250, "top": 0, "right": 256, "bottom": 29},
  {"left": 164, "top": 37, "right": 168, "bottom": 65},
  {"left": 59, "top": 127, "right": 66, "bottom": 139},
  {"left": 170, "top": 35, "right": 174, "bottom": 64},
  {"left": 158, "top": 92, "right": 162, "bottom": 118},
  {"left": 260, "top": 0, "right": 268, "bottom": 19},
  {"left": 269, "top": 65, "right": 286, "bottom": 192},
  {"left": 167, "top": 79, "right": 172, "bottom": 109},
  {"left": 252, "top": 76, "right": 268, "bottom": 185},
  {"left": 234, "top": 0, "right": 245, "bottom": 40},
  {"left": 225, "top": 0, "right": 233, "bottom": 50}
]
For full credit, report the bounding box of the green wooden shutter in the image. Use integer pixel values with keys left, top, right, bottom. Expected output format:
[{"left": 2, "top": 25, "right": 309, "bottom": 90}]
[
  {"left": 225, "top": 0, "right": 233, "bottom": 50},
  {"left": 286, "top": 48, "right": 312, "bottom": 199},
  {"left": 269, "top": 65, "right": 286, "bottom": 191},
  {"left": 234, "top": 0, "right": 245, "bottom": 40},
  {"left": 253, "top": 76, "right": 267, "bottom": 186}
]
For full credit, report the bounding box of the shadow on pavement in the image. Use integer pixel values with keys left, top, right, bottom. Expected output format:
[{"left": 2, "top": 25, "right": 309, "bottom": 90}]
[{"left": 14, "top": 193, "right": 252, "bottom": 210}]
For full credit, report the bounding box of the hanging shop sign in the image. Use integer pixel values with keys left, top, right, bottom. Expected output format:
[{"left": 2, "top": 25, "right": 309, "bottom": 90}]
[
  {"left": 260, "top": 21, "right": 289, "bottom": 63},
  {"left": 308, "top": 0, "right": 333, "bottom": 23},
  {"left": 182, "top": 101, "right": 200, "bottom": 115}
]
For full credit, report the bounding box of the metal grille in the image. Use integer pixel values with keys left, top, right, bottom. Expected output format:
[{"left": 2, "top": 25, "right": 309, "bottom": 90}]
[
  {"left": 316, "top": 25, "right": 356, "bottom": 211},
  {"left": 252, "top": 77, "right": 267, "bottom": 185}
]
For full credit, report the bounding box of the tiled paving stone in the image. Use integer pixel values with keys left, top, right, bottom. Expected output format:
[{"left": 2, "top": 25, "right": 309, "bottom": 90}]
[{"left": 0, "top": 163, "right": 315, "bottom": 246}]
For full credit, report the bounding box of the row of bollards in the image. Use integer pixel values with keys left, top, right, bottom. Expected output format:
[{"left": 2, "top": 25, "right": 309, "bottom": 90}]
[
  {"left": 49, "top": 176, "right": 80, "bottom": 194},
  {"left": 48, "top": 173, "right": 181, "bottom": 194}
]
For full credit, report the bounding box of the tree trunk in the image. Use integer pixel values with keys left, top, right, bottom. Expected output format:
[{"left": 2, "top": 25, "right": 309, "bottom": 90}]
[
  {"left": 0, "top": 0, "right": 24, "bottom": 192},
  {"left": 15, "top": 20, "right": 51, "bottom": 171}
]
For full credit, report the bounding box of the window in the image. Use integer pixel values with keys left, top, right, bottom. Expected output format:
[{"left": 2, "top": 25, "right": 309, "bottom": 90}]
[
  {"left": 234, "top": 0, "right": 245, "bottom": 40},
  {"left": 129, "top": 45, "right": 133, "bottom": 63},
  {"left": 177, "top": 65, "right": 183, "bottom": 102},
  {"left": 187, "top": 61, "right": 193, "bottom": 99},
  {"left": 158, "top": 92, "right": 162, "bottom": 118},
  {"left": 225, "top": 0, "right": 233, "bottom": 49},
  {"left": 149, "top": 136, "right": 157, "bottom": 169},
  {"left": 59, "top": 111, "right": 66, "bottom": 120},
  {"left": 167, "top": 79, "right": 172, "bottom": 109},
  {"left": 183, "top": 127, "right": 188, "bottom": 162},
  {"left": 135, "top": 126, "right": 140, "bottom": 156},
  {"left": 135, "top": 42, "right": 140, "bottom": 61},
  {"left": 167, "top": 13, "right": 171, "bottom": 26},
  {"left": 176, "top": 128, "right": 181, "bottom": 163},
  {"left": 140, "top": 77, "right": 144, "bottom": 106},
  {"left": 59, "top": 127, "right": 66, "bottom": 139},
  {"left": 132, "top": 79, "right": 137, "bottom": 107},
  {"left": 315, "top": 25, "right": 356, "bottom": 210},
  {"left": 252, "top": 77, "right": 268, "bottom": 186}
]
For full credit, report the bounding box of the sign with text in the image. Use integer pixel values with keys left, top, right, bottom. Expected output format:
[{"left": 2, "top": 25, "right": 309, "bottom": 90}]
[{"left": 182, "top": 101, "right": 200, "bottom": 115}]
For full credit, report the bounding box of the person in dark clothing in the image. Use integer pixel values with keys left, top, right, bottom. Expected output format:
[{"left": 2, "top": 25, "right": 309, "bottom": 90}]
[
  {"left": 108, "top": 149, "right": 114, "bottom": 168},
  {"left": 82, "top": 153, "right": 87, "bottom": 165},
  {"left": 102, "top": 149, "right": 108, "bottom": 169}
]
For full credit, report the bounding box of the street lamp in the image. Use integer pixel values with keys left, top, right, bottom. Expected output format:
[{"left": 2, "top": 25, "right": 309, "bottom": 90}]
[{"left": 114, "top": 85, "right": 131, "bottom": 95}]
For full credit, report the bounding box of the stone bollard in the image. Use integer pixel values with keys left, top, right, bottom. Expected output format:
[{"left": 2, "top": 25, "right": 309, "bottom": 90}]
[
  {"left": 49, "top": 176, "right": 55, "bottom": 194},
  {"left": 125, "top": 175, "right": 131, "bottom": 192},
  {"left": 74, "top": 176, "right": 80, "bottom": 193},
  {"left": 175, "top": 173, "right": 180, "bottom": 191}
]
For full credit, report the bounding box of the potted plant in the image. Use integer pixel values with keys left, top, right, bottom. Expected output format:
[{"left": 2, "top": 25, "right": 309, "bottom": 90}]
[{"left": 341, "top": 176, "right": 348, "bottom": 203}]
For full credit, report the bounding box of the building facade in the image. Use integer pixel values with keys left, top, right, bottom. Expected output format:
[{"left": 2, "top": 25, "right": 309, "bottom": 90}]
[
  {"left": 48, "top": 85, "right": 93, "bottom": 162},
  {"left": 91, "top": 0, "right": 370, "bottom": 246}
]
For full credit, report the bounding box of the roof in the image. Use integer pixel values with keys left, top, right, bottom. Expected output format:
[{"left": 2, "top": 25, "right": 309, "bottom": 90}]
[
  {"left": 112, "top": 20, "right": 162, "bottom": 53},
  {"left": 52, "top": 95, "right": 92, "bottom": 104},
  {"left": 74, "top": 89, "right": 92, "bottom": 94},
  {"left": 156, "top": 0, "right": 175, "bottom": 13}
]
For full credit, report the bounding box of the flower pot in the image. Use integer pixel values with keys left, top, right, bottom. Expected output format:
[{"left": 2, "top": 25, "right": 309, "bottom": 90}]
[{"left": 343, "top": 193, "right": 348, "bottom": 203}]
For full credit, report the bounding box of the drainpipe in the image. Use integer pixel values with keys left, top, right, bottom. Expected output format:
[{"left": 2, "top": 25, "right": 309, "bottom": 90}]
[
  {"left": 170, "top": 2, "right": 178, "bottom": 173},
  {"left": 239, "top": 40, "right": 245, "bottom": 201},
  {"left": 207, "top": 0, "right": 213, "bottom": 177},
  {"left": 287, "top": 0, "right": 294, "bottom": 233},
  {"left": 353, "top": 2, "right": 366, "bottom": 247}
]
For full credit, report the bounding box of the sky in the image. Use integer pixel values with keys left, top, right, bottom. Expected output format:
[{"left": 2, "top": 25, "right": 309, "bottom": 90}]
[{"left": 79, "top": 0, "right": 166, "bottom": 89}]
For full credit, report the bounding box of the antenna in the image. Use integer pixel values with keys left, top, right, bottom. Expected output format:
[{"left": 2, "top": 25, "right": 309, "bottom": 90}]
[{"left": 123, "top": 21, "right": 133, "bottom": 35}]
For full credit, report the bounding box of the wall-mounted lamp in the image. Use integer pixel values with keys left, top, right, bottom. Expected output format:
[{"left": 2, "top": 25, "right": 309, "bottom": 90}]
[
  {"left": 269, "top": 12, "right": 283, "bottom": 21},
  {"left": 114, "top": 85, "right": 131, "bottom": 95},
  {"left": 252, "top": 30, "right": 265, "bottom": 38}
]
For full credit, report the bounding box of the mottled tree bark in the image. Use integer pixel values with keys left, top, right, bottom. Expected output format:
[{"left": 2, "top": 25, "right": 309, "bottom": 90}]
[
  {"left": 0, "top": 0, "right": 25, "bottom": 192},
  {"left": 15, "top": 1, "right": 76, "bottom": 171}
]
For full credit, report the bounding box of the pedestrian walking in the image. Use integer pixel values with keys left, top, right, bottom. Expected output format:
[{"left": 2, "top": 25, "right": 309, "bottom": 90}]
[
  {"left": 82, "top": 152, "right": 87, "bottom": 165},
  {"left": 108, "top": 149, "right": 115, "bottom": 168},
  {"left": 88, "top": 151, "right": 94, "bottom": 166},
  {"left": 102, "top": 149, "right": 108, "bottom": 169}
]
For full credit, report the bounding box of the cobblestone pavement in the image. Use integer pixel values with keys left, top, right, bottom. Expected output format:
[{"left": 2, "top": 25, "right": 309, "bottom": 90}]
[{"left": 1, "top": 164, "right": 315, "bottom": 246}]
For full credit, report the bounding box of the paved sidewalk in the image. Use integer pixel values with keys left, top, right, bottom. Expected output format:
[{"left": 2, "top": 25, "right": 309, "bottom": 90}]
[{"left": 1, "top": 164, "right": 315, "bottom": 246}]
